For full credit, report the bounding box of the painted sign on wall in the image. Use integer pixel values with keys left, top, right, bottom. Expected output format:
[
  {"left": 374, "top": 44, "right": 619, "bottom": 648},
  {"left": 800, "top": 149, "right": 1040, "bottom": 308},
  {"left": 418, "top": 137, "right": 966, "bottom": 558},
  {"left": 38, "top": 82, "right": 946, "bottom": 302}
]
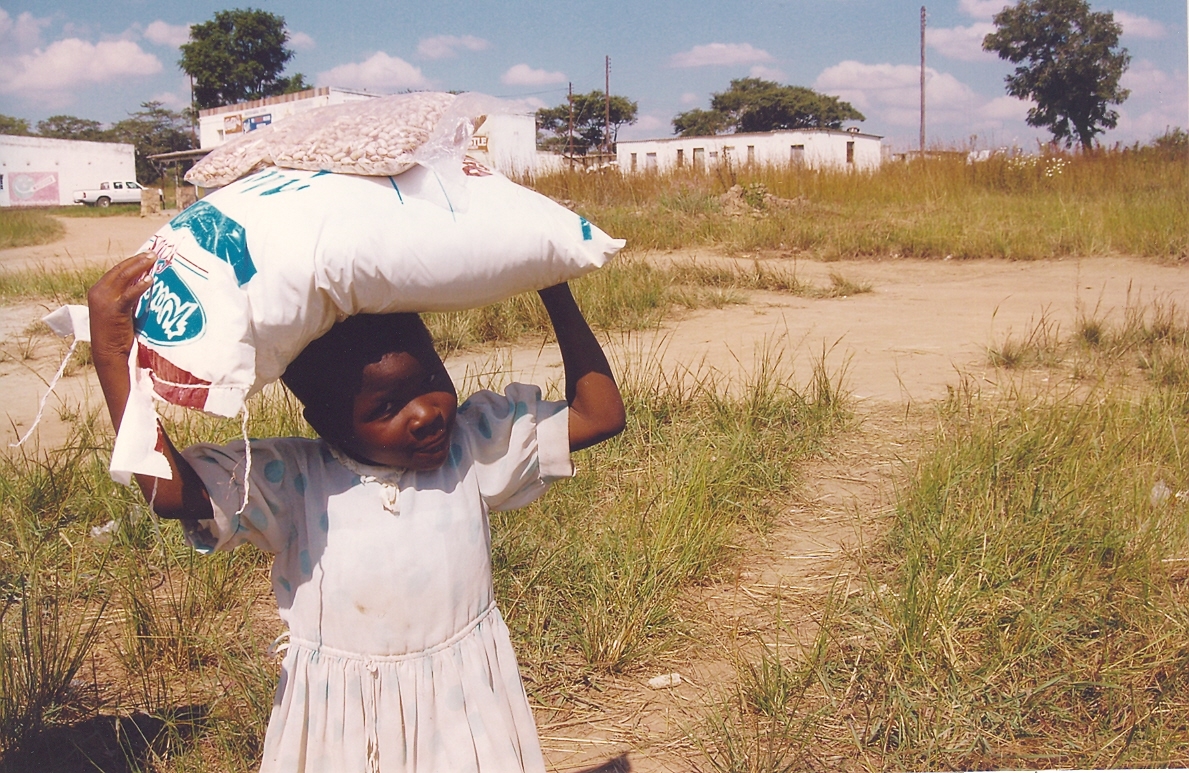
[
  {"left": 245, "top": 114, "right": 272, "bottom": 132},
  {"left": 9, "top": 172, "right": 59, "bottom": 206}
]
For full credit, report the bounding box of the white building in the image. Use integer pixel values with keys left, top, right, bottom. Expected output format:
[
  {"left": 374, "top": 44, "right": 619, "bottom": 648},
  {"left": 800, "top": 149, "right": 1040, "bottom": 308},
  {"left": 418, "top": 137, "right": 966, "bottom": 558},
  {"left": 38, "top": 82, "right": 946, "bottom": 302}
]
[
  {"left": 466, "top": 112, "right": 538, "bottom": 176},
  {"left": 197, "top": 87, "right": 375, "bottom": 149},
  {"left": 617, "top": 128, "right": 883, "bottom": 173},
  {"left": 0, "top": 135, "right": 136, "bottom": 207},
  {"left": 198, "top": 87, "right": 539, "bottom": 176}
]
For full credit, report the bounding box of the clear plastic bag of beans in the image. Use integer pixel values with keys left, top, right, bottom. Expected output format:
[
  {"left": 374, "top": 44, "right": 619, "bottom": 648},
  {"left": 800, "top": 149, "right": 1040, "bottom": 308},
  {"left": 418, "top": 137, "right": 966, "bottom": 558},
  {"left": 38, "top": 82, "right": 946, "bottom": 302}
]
[{"left": 187, "top": 92, "right": 505, "bottom": 188}]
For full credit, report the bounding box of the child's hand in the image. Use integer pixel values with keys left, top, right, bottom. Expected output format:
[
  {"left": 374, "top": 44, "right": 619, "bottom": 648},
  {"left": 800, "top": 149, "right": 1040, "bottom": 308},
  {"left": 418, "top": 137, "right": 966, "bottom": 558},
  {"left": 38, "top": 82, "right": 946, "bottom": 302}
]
[
  {"left": 87, "top": 252, "right": 213, "bottom": 521},
  {"left": 87, "top": 253, "right": 155, "bottom": 366}
]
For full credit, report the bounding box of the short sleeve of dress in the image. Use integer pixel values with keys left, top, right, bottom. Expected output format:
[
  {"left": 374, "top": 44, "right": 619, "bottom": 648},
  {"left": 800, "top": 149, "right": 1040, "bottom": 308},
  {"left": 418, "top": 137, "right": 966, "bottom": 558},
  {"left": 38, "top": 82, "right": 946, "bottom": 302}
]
[
  {"left": 180, "top": 438, "right": 305, "bottom": 554},
  {"left": 457, "top": 383, "right": 572, "bottom": 512}
]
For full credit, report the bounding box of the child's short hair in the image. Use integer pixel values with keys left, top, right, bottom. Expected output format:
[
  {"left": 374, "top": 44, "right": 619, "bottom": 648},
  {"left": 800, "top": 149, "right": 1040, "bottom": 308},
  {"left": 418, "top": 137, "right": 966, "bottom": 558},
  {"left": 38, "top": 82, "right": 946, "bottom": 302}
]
[{"left": 281, "top": 313, "right": 440, "bottom": 437}]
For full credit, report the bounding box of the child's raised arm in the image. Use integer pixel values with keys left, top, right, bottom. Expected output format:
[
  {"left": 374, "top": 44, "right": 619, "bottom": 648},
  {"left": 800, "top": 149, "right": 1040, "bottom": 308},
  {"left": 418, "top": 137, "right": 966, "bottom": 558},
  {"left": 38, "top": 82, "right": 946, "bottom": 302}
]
[
  {"left": 88, "top": 254, "right": 213, "bottom": 521},
  {"left": 537, "top": 282, "right": 626, "bottom": 451}
]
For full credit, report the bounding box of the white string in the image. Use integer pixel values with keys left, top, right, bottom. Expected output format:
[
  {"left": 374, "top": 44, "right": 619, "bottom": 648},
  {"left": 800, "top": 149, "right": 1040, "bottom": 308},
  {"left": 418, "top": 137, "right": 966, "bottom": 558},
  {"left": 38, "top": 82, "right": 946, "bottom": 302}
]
[
  {"left": 10, "top": 340, "right": 79, "bottom": 448},
  {"left": 148, "top": 474, "right": 159, "bottom": 513},
  {"left": 235, "top": 404, "right": 252, "bottom": 516}
]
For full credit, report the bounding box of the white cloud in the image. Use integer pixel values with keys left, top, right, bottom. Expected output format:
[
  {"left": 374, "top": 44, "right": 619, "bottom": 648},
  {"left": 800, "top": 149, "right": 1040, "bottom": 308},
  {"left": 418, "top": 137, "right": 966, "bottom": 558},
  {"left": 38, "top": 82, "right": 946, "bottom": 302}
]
[
  {"left": 0, "top": 37, "right": 162, "bottom": 103},
  {"left": 1110, "top": 61, "right": 1187, "bottom": 143},
  {"left": 151, "top": 90, "right": 188, "bottom": 110},
  {"left": 1120, "top": 59, "right": 1177, "bottom": 99},
  {"left": 816, "top": 60, "right": 1007, "bottom": 131},
  {"left": 670, "top": 43, "right": 773, "bottom": 68},
  {"left": 750, "top": 64, "right": 786, "bottom": 81},
  {"left": 143, "top": 20, "right": 190, "bottom": 48},
  {"left": 928, "top": 22, "right": 996, "bottom": 61},
  {"left": 508, "top": 95, "right": 547, "bottom": 111},
  {"left": 959, "top": 0, "right": 1009, "bottom": 19},
  {"left": 317, "top": 52, "right": 428, "bottom": 91},
  {"left": 289, "top": 31, "right": 316, "bottom": 50},
  {"left": 978, "top": 95, "right": 1031, "bottom": 122},
  {"left": 417, "top": 34, "right": 489, "bottom": 60},
  {"left": 0, "top": 9, "right": 50, "bottom": 52},
  {"left": 680, "top": 92, "right": 700, "bottom": 105},
  {"left": 500, "top": 63, "right": 566, "bottom": 86},
  {"left": 1114, "top": 11, "right": 1165, "bottom": 40}
]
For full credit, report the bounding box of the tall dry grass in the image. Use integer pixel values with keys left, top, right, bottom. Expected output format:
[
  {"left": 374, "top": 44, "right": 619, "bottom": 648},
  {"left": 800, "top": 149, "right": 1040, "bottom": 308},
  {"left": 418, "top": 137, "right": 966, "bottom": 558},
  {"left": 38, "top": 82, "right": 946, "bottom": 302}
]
[
  {"left": 701, "top": 298, "right": 1189, "bottom": 771},
  {"left": 527, "top": 140, "right": 1188, "bottom": 260}
]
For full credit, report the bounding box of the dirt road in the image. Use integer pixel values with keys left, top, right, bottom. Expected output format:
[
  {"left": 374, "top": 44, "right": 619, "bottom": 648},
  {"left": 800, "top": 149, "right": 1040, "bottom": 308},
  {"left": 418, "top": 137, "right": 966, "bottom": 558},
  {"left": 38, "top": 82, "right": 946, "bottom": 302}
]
[{"left": 0, "top": 212, "right": 173, "bottom": 273}]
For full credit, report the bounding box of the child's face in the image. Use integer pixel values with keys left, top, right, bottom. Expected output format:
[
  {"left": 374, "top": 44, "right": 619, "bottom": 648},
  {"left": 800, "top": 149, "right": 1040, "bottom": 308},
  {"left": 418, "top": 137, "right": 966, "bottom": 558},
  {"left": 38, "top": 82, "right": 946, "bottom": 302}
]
[{"left": 340, "top": 346, "right": 458, "bottom": 470}]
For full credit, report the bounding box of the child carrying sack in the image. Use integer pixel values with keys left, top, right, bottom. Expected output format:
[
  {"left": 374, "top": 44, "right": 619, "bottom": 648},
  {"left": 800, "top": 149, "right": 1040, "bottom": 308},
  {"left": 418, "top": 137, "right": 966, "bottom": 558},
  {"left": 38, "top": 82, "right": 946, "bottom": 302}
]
[{"left": 104, "top": 157, "right": 622, "bottom": 483}]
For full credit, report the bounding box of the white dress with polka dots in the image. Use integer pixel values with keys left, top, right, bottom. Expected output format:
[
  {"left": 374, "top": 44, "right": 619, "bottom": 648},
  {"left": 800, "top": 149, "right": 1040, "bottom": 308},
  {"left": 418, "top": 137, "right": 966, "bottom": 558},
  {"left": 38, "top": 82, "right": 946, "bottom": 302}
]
[{"left": 181, "top": 384, "right": 571, "bottom": 773}]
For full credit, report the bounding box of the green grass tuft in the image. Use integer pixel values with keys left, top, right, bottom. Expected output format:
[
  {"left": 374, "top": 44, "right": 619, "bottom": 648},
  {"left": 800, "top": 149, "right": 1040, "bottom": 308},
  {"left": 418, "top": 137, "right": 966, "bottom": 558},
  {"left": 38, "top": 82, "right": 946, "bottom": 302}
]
[{"left": 0, "top": 210, "right": 65, "bottom": 250}]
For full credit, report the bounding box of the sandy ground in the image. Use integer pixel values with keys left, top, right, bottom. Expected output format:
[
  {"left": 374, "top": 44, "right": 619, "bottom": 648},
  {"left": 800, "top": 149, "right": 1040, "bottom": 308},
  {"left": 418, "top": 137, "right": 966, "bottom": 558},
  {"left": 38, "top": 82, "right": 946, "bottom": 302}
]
[
  {"left": 2, "top": 216, "right": 1187, "bottom": 770},
  {"left": 0, "top": 211, "right": 173, "bottom": 273}
]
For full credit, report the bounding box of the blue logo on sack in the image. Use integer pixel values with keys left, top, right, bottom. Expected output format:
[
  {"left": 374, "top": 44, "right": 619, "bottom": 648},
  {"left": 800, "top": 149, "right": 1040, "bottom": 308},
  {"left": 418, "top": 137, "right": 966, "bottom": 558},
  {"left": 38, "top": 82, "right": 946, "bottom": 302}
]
[
  {"left": 135, "top": 265, "right": 206, "bottom": 345},
  {"left": 169, "top": 200, "right": 256, "bottom": 286}
]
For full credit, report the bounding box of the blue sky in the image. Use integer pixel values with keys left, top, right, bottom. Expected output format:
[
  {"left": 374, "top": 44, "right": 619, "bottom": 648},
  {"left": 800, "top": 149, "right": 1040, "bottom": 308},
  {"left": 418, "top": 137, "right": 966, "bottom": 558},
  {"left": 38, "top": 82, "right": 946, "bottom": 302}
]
[{"left": 1, "top": 1, "right": 1184, "bottom": 150}]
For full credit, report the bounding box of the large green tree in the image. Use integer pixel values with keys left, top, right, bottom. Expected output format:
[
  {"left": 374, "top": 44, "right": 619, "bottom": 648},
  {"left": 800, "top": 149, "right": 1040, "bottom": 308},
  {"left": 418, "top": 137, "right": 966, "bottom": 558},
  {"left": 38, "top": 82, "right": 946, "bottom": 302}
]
[
  {"left": 536, "top": 91, "right": 638, "bottom": 154},
  {"left": 179, "top": 8, "right": 308, "bottom": 110},
  {"left": 36, "top": 115, "right": 106, "bottom": 141},
  {"left": 108, "top": 102, "right": 194, "bottom": 181},
  {"left": 673, "top": 79, "right": 864, "bottom": 137},
  {"left": 0, "top": 114, "right": 32, "bottom": 136},
  {"left": 983, "top": 0, "right": 1129, "bottom": 149}
]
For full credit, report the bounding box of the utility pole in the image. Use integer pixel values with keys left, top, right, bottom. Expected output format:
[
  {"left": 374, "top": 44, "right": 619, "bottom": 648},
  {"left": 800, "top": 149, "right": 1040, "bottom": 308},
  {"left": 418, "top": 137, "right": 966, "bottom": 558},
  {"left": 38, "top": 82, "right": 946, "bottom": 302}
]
[
  {"left": 920, "top": 6, "right": 927, "bottom": 157},
  {"left": 604, "top": 55, "right": 611, "bottom": 159},
  {"left": 567, "top": 82, "right": 574, "bottom": 171}
]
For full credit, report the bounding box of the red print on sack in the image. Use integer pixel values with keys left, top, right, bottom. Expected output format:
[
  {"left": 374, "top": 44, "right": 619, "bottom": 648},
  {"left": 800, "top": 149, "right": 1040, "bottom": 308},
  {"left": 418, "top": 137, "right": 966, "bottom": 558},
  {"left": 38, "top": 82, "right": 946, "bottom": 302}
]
[{"left": 462, "top": 156, "right": 492, "bottom": 177}]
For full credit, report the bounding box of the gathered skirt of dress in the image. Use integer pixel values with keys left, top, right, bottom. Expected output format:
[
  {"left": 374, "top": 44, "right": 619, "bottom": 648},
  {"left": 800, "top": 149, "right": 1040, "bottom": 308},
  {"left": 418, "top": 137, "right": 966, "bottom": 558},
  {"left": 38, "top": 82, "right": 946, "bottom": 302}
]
[{"left": 261, "top": 603, "right": 546, "bottom": 773}]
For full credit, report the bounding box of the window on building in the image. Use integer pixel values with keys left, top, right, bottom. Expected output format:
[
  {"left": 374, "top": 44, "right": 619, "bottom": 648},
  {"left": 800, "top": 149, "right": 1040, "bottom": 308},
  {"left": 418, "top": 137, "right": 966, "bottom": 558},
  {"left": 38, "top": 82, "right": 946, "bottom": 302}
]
[
  {"left": 747, "top": 145, "right": 755, "bottom": 165},
  {"left": 645, "top": 152, "right": 658, "bottom": 171},
  {"left": 631, "top": 152, "right": 638, "bottom": 172},
  {"left": 709, "top": 151, "right": 718, "bottom": 165},
  {"left": 846, "top": 141, "right": 855, "bottom": 164},
  {"left": 723, "top": 146, "right": 734, "bottom": 165},
  {"left": 0, "top": 174, "right": 4, "bottom": 191},
  {"left": 693, "top": 147, "right": 705, "bottom": 170},
  {"left": 676, "top": 148, "right": 685, "bottom": 167},
  {"left": 790, "top": 144, "right": 805, "bottom": 165}
]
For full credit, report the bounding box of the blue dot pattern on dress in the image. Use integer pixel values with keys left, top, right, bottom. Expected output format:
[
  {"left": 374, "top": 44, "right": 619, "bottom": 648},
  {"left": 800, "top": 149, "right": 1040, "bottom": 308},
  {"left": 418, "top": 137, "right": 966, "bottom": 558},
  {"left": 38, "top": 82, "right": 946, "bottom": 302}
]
[
  {"left": 512, "top": 401, "right": 529, "bottom": 422},
  {"left": 300, "top": 550, "right": 312, "bottom": 576},
  {"left": 248, "top": 506, "right": 269, "bottom": 531},
  {"left": 319, "top": 510, "right": 329, "bottom": 532},
  {"left": 293, "top": 473, "right": 306, "bottom": 495},
  {"left": 448, "top": 443, "right": 463, "bottom": 468},
  {"left": 277, "top": 576, "right": 291, "bottom": 594},
  {"left": 476, "top": 412, "right": 492, "bottom": 439},
  {"left": 265, "top": 459, "right": 285, "bottom": 483}
]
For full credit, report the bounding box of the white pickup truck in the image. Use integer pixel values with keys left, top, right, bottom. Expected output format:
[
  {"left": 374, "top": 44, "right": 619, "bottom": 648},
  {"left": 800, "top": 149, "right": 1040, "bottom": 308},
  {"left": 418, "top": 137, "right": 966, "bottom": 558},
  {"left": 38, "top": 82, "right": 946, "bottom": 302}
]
[{"left": 73, "top": 180, "right": 147, "bottom": 207}]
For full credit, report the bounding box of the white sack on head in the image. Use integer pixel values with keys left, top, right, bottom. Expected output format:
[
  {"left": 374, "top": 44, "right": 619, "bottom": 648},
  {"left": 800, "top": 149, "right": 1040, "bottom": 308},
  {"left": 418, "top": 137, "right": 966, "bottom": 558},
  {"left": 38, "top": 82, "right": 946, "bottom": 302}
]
[
  {"left": 186, "top": 92, "right": 508, "bottom": 188},
  {"left": 119, "top": 158, "right": 623, "bottom": 481}
]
